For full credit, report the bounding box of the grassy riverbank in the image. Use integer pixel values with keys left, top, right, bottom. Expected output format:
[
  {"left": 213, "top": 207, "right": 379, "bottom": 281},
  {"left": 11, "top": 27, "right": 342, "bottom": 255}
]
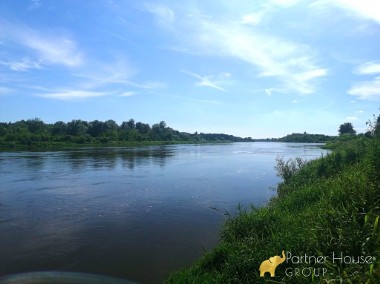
[{"left": 166, "top": 136, "right": 380, "bottom": 283}]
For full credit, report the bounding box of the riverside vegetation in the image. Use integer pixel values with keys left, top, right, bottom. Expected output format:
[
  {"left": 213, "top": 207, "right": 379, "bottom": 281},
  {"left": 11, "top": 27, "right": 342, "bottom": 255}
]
[
  {"left": 0, "top": 118, "right": 337, "bottom": 150},
  {"left": 0, "top": 118, "right": 253, "bottom": 150},
  {"left": 166, "top": 116, "right": 380, "bottom": 283}
]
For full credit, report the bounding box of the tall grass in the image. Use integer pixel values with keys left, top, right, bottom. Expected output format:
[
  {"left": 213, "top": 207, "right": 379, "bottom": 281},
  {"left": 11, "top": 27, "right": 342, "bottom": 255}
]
[{"left": 166, "top": 137, "right": 380, "bottom": 283}]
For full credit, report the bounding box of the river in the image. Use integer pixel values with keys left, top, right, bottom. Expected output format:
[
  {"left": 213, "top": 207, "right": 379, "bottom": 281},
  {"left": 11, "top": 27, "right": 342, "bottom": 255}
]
[{"left": 0, "top": 142, "right": 329, "bottom": 283}]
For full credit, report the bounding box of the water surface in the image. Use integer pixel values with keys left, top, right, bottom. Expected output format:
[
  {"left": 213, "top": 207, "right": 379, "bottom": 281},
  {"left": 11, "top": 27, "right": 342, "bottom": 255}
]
[{"left": 0, "top": 142, "right": 329, "bottom": 283}]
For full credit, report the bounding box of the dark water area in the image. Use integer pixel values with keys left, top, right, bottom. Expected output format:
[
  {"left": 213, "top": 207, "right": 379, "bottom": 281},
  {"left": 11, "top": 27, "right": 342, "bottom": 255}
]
[{"left": 0, "top": 143, "right": 329, "bottom": 283}]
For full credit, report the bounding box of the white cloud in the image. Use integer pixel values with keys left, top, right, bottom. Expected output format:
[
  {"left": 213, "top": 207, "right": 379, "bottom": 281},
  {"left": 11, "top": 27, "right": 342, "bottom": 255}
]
[
  {"left": 348, "top": 76, "right": 380, "bottom": 101},
  {"left": 23, "top": 34, "right": 83, "bottom": 66},
  {"left": 0, "top": 87, "right": 13, "bottom": 95},
  {"left": 147, "top": 5, "right": 327, "bottom": 94},
  {"left": 28, "top": 0, "right": 41, "bottom": 10},
  {"left": 349, "top": 61, "right": 380, "bottom": 101},
  {"left": 38, "top": 90, "right": 109, "bottom": 100},
  {"left": 271, "top": 0, "right": 301, "bottom": 7},
  {"left": 336, "top": 0, "right": 380, "bottom": 24},
  {"left": 144, "top": 3, "right": 175, "bottom": 28},
  {"left": 139, "top": 81, "right": 167, "bottom": 89},
  {"left": 0, "top": 20, "right": 83, "bottom": 67},
  {"left": 240, "top": 13, "right": 263, "bottom": 25},
  {"left": 265, "top": 88, "right": 274, "bottom": 96},
  {"left": 313, "top": 0, "right": 380, "bottom": 24},
  {"left": 0, "top": 58, "right": 42, "bottom": 71},
  {"left": 181, "top": 70, "right": 228, "bottom": 92},
  {"left": 295, "top": 68, "right": 327, "bottom": 81},
  {"left": 355, "top": 61, "right": 380, "bottom": 74},
  {"left": 119, "top": 91, "right": 136, "bottom": 97}
]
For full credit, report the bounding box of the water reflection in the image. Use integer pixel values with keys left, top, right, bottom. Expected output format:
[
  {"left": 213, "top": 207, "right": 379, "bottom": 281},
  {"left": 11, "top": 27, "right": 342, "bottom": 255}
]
[
  {"left": 0, "top": 143, "right": 329, "bottom": 283},
  {"left": 65, "top": 147, "right": 175, "bottom": 170}
]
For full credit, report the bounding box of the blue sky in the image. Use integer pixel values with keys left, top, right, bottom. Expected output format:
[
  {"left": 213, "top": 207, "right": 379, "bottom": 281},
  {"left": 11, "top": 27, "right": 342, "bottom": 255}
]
[{"left": 0, "top": 0, "right": 379, "bottom": 138}]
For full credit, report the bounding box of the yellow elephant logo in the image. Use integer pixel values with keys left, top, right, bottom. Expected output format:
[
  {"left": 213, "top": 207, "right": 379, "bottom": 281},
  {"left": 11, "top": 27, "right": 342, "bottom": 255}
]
[{"left": 259, "top": 250, "right": 286, "bottom": 277}]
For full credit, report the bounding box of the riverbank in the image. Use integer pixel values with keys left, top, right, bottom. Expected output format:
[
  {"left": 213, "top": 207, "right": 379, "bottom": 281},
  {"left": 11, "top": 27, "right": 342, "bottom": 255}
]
[
  {"left": 166, "top": 136, "right": 380, "bottom": 283},
  {"left": 0, "top": 140, "right": 227, "bottom": 151}
]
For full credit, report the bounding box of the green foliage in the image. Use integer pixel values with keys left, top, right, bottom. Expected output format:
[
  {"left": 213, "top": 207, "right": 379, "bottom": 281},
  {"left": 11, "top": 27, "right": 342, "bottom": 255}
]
[
  {"left": 274, "top": 156, "right": 307, "bottom": 184},
  {"left": 366, "top": 114, "right": 380, "bottom": 138},
  {"left": 339, "top": 122, "right": 356, "bottom": 136},
  {"left": 0, "top": 118, "right": 254, "bottom": 149},
  {"left": 166, "top": 136, "right": 380, "bottom": 283},
  {"left": 277, "top": 132, "right": 337, "bottom": 143}
]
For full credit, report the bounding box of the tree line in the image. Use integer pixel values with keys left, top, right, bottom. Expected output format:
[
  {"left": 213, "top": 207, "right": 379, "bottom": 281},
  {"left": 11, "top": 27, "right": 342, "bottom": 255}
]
[{"left": 0, "top": 118, "right": 253, "bottom": 146}]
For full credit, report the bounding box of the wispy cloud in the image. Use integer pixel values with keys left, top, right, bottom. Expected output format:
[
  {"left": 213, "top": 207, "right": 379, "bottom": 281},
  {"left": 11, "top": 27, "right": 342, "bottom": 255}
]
[
  {"left": 349, "top": 61, "right": 380, "bottom": 101},
  {"left": 28, "top": 0, "right": 42, "bottom": 10},
  {"left": 146, "top": 3, "right": 327, "bottom": 94},
  {"left": 348, "top": 77, "right": 380, "bottom": 101},
  {"left": 0, "top": 58, "right": 42, "bottom": 71},
  {"left": 144, "top": 3, "right": 175, "bottom": 28},
  {"left": 33, "top": 57, "right": 166, "bottom": 100},
  {"left": 312, "top": 0, "right": 380, "bottom": 25},
  {"left": 0, "top": 87, "right": 13, "bottom": 95},
  {"left": 23, "top": 34, "right": 83, "bottom": 67},
  {"left": 38, "top": 90, "right": 109, "bottom": 100},
  {"left": 181, "top": 70, "right": 229, "bottom": 92},
  {"left": 73, "top": 58, "right": 166, "bottom": 91},
  {"left": 334, "top": 0, "right": 380, "bottom": 24},
  {"left": 0, "top": 20, "right": 83, "bottom": 67},
  {"left": 240, "top": 13, "right": 263, "bottom": 25},
  {"left": 119, "top": 91, "right": 136, "bottom": 97},
  {"left": 355, "top": 61, "right": 380, "bottom": 74}
]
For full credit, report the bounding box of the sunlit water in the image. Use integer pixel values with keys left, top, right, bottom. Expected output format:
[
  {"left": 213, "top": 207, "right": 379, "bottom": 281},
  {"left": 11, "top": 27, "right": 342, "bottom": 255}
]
[{"left": 0, "top": 142, "right": 329, "bottom": 283}]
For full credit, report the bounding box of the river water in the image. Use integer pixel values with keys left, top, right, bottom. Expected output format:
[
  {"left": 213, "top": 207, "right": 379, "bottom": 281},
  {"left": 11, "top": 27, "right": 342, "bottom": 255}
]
[{"left": 0, "top": 142, "right": 329, "bottom": 283}]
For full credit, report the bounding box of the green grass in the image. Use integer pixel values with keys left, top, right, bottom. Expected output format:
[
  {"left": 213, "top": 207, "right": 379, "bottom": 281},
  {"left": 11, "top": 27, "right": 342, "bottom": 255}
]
[{"left": 166, "top": 137, "right": 380, "bottom": 283}]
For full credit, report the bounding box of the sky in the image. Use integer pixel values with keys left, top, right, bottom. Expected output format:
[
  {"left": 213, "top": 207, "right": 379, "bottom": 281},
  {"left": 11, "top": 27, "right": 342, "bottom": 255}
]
[{"left": 0, "top": 0, "right": 379, "bottom": 138}]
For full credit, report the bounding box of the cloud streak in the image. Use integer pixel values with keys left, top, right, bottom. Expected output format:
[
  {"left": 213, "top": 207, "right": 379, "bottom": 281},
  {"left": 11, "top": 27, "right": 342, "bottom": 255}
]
[
  {"left": 146, "top": 2, "right": 327, "bottom": 94},
  {"left": 348, "top": 77, "right": 380, "bottom": 101},
  {"left": 329, "top": 0, "right": 380, "bottom": 25},
  {"left": 355, "top": 61, "right": 380, "bottom": 75},
  {"left": 0, "top": 20, "right": 83, "bottom": 68},
  {"left": 0, "top": 58, "right": 42, "bottom": 71},
  {"left": 349, "top": 61, "right": 380, "bottom": 101},
  {"left": 181, "top": 70, "right": 228, "bottom": 92},
  {"left": 38, "top": 90, "right": 109, "bottom": 100}
]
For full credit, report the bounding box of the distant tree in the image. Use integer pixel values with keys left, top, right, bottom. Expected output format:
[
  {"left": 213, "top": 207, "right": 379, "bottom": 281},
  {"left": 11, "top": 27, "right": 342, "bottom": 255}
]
[
  {"left": 339, "top": 122, "right": 356, "bottom": 136},
  {"left": 135, "top": 122, "right": 151, "bottom": 134},
  {"left": 25, "top": 118, "right": 45, "bottom": 134},
  {"left": 151, "top": 123, "right": 162, "bottom": 140},
  {"left": 67, "top": 120, "right": 88, "bottom": 136},
  {"left": 103, "top": 119, "right": 118, "bottom": 140},
  {"left": 52, "top": 121, "right": 68, "bottom": 136},
  {"left": 88, "top": 120, "right": 104, "bottom": 137},
  {"left": 127, "top": 119, "right": 135, "bottom": 129},
  {"left": 159, "top": 121, "right": 167, "bottom": 130}
]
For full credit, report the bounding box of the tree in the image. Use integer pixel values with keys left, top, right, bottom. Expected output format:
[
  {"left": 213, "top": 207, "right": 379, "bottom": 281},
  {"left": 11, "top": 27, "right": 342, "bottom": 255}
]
[
  {"left": 52, "top": 121, "right": 68, "bottom": 136},
  {"left": 25, "top": 118, "right": 45, "bottom": 134},
  {"left": 67, "top": 120, "right": 88, "bottom": 136},
  {"left": 88, "top": 120, "right": 104, "bottom": 137},
  {"left": 339, "top": 122, "right": 356, "bottom": 136}
]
